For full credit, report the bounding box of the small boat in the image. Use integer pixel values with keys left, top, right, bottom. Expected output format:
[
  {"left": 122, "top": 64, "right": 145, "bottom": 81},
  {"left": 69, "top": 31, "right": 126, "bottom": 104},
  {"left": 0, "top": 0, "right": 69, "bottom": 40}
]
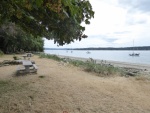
[
  {"left": 129, "top": 53, "right": 140, "bottom": 56},
  {"left": 86, "top": 51, "right": 91, "bottom": 54}
]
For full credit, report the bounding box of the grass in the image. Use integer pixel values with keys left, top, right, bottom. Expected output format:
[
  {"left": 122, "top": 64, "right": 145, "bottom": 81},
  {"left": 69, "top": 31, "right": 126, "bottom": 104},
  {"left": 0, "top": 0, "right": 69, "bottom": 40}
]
[
  {"left": 39, "top": 53, "right": 123, "bottom": 76},
  {"left": 39, "top": 53, "right": 62, "bottom": 61},
  {"left": 0, "top": 80, "right": 15, "bottom": 95},
  {"left": 0, "top": 80, "right": 34, "bottom": 113},
  {"left": 0, "top": 80, "right": 28, "bottom": 96},
  {"left": 73, "top": 59, "right": 121, "bottom": 76},
  {"left": 135, "top": 75, "right": 150, "bottom": 81}
]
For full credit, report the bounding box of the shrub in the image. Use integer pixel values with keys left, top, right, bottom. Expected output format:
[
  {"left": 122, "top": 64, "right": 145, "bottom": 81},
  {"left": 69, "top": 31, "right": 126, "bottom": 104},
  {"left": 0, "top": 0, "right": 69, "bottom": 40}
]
[
  {"left": 69, "top": 60, "right": 85, "bottom": 67},
  {"left": 13, "top": 55, "right": 20, "bottom": 60}
]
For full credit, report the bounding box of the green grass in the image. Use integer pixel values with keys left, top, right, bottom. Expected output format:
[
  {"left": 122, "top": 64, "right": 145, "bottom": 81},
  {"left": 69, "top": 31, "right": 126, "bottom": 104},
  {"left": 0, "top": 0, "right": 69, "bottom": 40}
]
[
  {"left": 39, "top": 53, "right": 62, "bottom": 61},
  {"left": 70, "top": 59, "right": 122, "bottom": 76},
  {"left": 39, "top": 53, "right": 123, "bottom": 76},
  {"left": 0, "top": 80, "right": 13, "bottom": 95},
  {"left": 0, "top": 80, "right": 28, "bottom": 96}
]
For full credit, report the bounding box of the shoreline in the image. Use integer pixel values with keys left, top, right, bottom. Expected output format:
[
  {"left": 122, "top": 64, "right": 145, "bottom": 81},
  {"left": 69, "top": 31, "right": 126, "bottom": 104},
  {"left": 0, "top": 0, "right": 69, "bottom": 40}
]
[{"left": 55, "top": 54, "right": 150, "bottom": 73}]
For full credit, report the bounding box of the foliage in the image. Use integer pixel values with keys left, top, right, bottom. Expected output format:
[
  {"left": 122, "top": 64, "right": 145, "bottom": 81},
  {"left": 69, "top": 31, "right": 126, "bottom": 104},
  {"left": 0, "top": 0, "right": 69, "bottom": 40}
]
[
  {"left": 0, "top": 0, "right": 94, "bottom": 46},
  {"left": 13, "top": 55, "right": 20, "bottom": 60},
  {"left": 39, "top": 53, "right": 123, "bottom": 76},
  {"left": 0, "top": 22, "right": 44, "bottom": 53},
  {"left": 69, "top": 60, "right": 85, "bottom": 67},
  {"left": 71, "top": 59, "right": 121, "bottom": 76}
]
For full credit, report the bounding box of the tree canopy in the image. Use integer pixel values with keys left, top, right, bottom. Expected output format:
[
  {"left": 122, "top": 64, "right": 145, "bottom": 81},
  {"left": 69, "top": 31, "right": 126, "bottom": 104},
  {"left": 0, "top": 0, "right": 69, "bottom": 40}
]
[{"left": 0, "top": 0, "right": 94, "bottom": 45}]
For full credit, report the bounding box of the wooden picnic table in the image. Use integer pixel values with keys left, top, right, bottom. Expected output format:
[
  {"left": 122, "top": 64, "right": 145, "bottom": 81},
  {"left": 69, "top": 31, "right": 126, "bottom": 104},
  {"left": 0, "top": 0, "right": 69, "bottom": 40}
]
[{"left": 22, "top": 60, "right": 33, "bottom": 73}]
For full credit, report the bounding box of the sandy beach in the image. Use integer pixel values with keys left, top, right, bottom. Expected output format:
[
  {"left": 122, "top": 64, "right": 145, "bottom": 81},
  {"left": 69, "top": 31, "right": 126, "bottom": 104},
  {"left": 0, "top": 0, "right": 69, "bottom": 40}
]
[{"left": 0, "top": 54, "right": 150, "bottom": 113}]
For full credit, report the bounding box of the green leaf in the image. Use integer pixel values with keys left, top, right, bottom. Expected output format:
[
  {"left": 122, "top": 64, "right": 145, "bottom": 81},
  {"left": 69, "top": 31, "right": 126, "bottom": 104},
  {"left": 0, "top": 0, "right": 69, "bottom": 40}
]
[{"left": 36, "top": 0, "right": 43, "bottom": 7}]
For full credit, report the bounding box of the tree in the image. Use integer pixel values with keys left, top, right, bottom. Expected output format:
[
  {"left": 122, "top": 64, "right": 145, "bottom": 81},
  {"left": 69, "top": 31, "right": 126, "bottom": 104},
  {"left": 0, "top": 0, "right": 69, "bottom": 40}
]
[
  {"left": 0, "top": 0, "right": 94, "bottom": 45},
  {"left": 0, "top": 22, "right": 44, "bottom": 53}
]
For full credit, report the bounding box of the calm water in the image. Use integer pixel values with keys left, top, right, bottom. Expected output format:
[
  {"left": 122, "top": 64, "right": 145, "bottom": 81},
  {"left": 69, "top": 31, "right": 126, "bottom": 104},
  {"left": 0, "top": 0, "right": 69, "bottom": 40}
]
[{"left": 44, "top": 50, "right": 150, "bottom": 65}]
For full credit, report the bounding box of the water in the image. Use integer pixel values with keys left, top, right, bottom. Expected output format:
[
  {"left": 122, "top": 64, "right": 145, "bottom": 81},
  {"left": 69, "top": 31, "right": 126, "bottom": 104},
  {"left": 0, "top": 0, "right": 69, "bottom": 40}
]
[{"left": 44, "top": 50, "right": 150, "bottom": 65}]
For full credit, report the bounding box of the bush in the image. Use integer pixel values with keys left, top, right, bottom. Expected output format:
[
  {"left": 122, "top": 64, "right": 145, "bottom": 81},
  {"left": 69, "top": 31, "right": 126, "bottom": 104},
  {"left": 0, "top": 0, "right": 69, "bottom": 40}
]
[
  {"left": 69, "top": 60, "right": 85, "bottom": 67},
  {"left": 13, "top": 55, "right": 20, "bottom": 60}
]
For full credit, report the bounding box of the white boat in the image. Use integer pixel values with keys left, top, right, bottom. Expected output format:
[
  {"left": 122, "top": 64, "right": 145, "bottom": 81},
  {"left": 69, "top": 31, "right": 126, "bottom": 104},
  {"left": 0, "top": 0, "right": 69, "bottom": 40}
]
[{"left": 129, "top": 40, "right": 140, "bottom": 56}]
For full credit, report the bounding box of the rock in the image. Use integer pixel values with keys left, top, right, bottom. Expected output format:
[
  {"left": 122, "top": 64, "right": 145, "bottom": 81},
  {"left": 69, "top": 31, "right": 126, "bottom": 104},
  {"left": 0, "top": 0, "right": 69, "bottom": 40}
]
[
  {"left": 126, "top": 72, "right": 136, "bottom": 76},
  {"left": 133, "top": 71, "right": 139, "bottom": 73}
]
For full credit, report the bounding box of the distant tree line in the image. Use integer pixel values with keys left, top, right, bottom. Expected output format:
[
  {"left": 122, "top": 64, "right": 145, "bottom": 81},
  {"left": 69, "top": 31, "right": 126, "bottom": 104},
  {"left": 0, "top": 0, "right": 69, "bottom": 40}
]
[{"left": 73, "top": 46, "right": 150, "bottom": 50}]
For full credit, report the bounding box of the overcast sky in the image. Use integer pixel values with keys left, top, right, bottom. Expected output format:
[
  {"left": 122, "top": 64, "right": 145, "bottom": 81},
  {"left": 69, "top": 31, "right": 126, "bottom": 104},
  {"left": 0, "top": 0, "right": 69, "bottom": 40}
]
[{"left": 44, "top": 0, "right": 150, "bottom": 48}]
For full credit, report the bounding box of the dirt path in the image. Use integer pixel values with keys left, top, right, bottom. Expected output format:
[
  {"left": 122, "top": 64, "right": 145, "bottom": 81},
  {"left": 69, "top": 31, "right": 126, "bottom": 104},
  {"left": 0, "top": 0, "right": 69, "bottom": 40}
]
[{"left": 0, "top": 55, "right": 150, "bottom": 113}]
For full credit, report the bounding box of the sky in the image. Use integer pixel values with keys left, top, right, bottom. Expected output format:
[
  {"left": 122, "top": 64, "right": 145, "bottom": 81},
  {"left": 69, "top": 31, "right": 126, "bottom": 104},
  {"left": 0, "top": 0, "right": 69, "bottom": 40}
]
[{"left": 44, "top": 0, "right": 150, "bottom": 48}]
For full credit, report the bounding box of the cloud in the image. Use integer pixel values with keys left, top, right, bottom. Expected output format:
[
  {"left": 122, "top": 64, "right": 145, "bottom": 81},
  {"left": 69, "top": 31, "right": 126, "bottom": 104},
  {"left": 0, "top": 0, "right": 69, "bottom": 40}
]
[
  {"left": 126, "top": 18, "right": 147, "bottom": 25},
  {"left": 114, "top": 31, "right": 130, "bottom": 34},
  {"left": 118, "top": 0, "right": 150, "bottom": 13},
  {"left": 44, "top": 0, "right": 150, "bottom": 48},
  {"left": 90, "top": 35, "right": 118, "bottom": 43}
]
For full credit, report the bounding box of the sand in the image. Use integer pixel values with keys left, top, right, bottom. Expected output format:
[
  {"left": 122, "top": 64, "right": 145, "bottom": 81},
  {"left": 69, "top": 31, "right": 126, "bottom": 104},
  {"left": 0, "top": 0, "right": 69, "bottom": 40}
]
[{"left": 0, "top": 54, "right": 150, "bottom": 113}]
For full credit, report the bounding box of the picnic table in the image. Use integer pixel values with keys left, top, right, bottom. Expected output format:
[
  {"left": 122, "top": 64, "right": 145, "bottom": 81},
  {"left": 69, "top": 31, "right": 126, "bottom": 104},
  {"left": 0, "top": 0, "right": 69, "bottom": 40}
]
[
  {"left": 22, "top": 53, "right": 32, "bottom": 60},
  {"left": 22, "top": 60, "right": 33, "bottom": 73},
  {"left": 22, "top": 55, "right": 28, "bottom": 60},
  {"left": 26, "top": 53, "right": 32, "bottom": 57},
  {"left": 17, "top": 59, "right": 38, "bottom": 75}
]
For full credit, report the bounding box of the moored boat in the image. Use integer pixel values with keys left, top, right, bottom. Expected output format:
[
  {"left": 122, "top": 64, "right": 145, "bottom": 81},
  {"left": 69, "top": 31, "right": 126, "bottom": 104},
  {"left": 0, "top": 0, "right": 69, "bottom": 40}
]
[{"left": 129, "top": 53, "right": 140, "bottom": 56}]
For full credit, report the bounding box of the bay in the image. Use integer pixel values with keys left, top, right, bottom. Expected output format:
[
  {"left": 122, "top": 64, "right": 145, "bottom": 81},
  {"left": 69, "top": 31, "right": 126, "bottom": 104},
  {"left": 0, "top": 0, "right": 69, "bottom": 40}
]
[{"left": 44, "top": 50, "right": 150, "bottom": 65}]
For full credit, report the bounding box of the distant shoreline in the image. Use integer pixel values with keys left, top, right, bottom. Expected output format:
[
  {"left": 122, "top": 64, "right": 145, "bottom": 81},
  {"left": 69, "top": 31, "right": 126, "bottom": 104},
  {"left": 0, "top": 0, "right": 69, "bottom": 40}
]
[{"left": 45, "top": 46, "right": 150, "bottom": 50}]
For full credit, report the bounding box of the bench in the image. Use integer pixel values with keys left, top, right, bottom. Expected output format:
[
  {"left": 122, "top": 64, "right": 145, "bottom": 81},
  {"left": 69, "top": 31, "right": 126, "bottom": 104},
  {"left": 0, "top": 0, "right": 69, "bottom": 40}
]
[
  {"left": 22, "top": 54, "right": 32, "bottom": 60},
  {"left": 16, "top": 66, "right": 25, "bottom": 75},
  {"left": 33, "top": 64, "right": 38, "bottom": 70},
  {"left": 30, "top": 64, "right": 38, "bottom": 73},
  {"left": 17, "top": 66, "right": 25, "bottom": 71}
]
